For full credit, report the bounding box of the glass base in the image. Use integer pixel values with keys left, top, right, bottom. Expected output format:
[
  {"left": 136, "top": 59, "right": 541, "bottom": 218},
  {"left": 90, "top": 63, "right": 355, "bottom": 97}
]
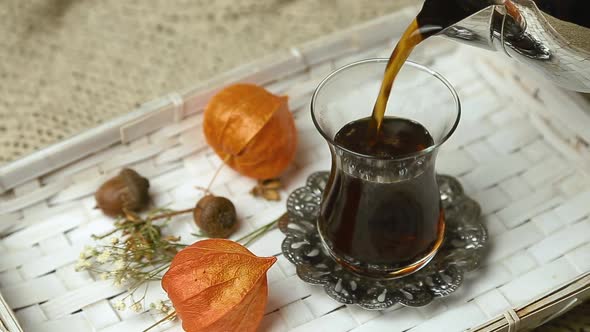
[{"left": 320, "top": 233, "right": 443, "bottom": 280}]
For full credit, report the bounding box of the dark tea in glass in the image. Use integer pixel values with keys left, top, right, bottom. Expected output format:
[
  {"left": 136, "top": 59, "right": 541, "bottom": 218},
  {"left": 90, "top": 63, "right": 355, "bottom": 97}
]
[
  {"left": 319, "top": 117, "right": 445, "bottom": 278},
  {"left": 311, "top": 60, "right": 460, "bottom": 278}
]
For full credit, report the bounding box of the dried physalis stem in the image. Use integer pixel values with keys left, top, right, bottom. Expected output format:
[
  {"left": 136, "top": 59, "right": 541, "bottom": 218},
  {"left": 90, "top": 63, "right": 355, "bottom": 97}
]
[
  {"left": 95, "top": 168, "right": 150, "bottom": 217},
  {"left": 193, "top": 195, "right": 237, "bottom": 238},
  {"left": 250, "top": 178, "right": 282, "bottom": 201}
]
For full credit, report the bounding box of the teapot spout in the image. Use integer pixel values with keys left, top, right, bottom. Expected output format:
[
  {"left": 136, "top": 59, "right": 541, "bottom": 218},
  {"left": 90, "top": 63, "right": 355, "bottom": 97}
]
[
  {"left": 436, "top": 0, "right": 590, "bottom": 92},
  {"left": 416, "top": 0, "right": 504, "bottom": 40},
  {"left": 438, "top": 5, "right": 504, "bottom": 52}
]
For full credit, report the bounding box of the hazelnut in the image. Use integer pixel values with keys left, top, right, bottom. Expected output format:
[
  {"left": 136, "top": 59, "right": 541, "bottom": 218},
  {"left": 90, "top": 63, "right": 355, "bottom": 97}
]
[
  {"left": 193, "top": 195, "right": 237, "bottom": 238},
  {"left": 95, "top": 168, "right": 150, "bottom": 217}
]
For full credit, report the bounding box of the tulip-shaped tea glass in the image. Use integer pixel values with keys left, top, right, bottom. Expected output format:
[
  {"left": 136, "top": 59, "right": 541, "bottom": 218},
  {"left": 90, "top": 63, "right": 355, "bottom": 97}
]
[{"left": 311, "top": 59, "right": 461, "bottom": 279}]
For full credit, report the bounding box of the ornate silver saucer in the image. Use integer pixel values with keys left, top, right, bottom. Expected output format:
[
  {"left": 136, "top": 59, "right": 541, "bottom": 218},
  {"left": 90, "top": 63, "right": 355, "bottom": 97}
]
[{"left": 279, "top": 172, "right": 488, "bottom": 310}]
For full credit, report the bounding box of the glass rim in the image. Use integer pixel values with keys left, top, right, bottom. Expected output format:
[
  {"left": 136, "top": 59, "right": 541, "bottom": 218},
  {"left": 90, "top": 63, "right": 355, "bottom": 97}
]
[{"left": 311, "top": 58, "right": 462, "bottom": 161}]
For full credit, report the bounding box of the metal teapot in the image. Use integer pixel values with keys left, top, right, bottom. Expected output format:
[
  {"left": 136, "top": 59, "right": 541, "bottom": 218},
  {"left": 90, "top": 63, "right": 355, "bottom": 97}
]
[{"left": 439, "top": 0, "right": 590, "bottom": 92}]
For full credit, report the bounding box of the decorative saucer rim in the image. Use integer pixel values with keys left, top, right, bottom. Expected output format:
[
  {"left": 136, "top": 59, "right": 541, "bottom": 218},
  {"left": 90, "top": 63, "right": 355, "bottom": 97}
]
[{"left": 280, "top": 171, "right": 488, "bottom": 310}]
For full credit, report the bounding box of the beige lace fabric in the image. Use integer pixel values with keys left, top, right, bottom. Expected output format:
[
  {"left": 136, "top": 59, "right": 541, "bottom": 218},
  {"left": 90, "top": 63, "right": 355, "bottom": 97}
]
[{"left": 0, "top": 0, "right": 413, "bottom": 164}]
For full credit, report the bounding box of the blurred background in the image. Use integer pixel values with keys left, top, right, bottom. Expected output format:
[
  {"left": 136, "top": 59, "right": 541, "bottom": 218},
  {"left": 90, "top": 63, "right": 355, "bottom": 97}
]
[{"left": 0, "top": 0, "right": 412, "bottom": 164}]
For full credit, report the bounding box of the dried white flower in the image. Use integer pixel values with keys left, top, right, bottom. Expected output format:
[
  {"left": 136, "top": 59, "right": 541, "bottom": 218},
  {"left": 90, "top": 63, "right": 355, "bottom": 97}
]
[
  {"left": 75, "top": 258, "right": 91, "bottom": 271},
  {"left": 161, "top": 304, "right": 172, "bottom": 314},
  {"left": 96, "top": 250, "right": 111, "bottom": 263},
  {"left": 99, "top": 272, "right": 109, "bottom": 280},
  {"left": 110, "top": 237, "right": 119, "bottom": 245},
  {"left": 131, "top": 302, "right": 143, "bottom": 313},
  {"left": 114, "top": 260, "right": 126, "bottom": 270},
  {"left": 150, "top": 300, "right": 164, "bottom": 311},
  {"left": 79, "top": 245, "right": 96, "bottom": 259},
  {"left": 113, "top": 300, "right": 126, "bottom": 311}
]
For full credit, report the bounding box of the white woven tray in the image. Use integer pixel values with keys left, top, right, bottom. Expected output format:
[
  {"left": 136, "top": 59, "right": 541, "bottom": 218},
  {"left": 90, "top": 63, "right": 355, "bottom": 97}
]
[{"left": 1, "top": 6, "right": 589, "bottom": 332}]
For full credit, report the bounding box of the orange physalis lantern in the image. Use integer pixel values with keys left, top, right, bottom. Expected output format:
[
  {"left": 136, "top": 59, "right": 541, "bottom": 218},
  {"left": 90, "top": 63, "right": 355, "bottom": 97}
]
[
  {"left": 162, "top": 239, "right": 276, "bottom": 332},
  {"left": 203, "top": 83, "right": 297, "bottom": 179}
]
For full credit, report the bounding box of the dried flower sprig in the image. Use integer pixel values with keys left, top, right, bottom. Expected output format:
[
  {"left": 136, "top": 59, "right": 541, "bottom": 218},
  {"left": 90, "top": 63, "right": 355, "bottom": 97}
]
[
  {"left": 76, "top": 206, "right": 286, "bottom": 331},
  {"left": 76, "top": 208, "right": 188, "bottom": 316}
]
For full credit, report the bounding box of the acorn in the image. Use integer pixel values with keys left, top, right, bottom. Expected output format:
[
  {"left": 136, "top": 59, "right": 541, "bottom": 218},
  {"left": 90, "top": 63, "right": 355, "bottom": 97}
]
[
  {"left": 193, "top": 195, "right": 237, "bottom": 238},
  {"left": 95, "top": 168, "right": 150, "bottom": 217}
]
